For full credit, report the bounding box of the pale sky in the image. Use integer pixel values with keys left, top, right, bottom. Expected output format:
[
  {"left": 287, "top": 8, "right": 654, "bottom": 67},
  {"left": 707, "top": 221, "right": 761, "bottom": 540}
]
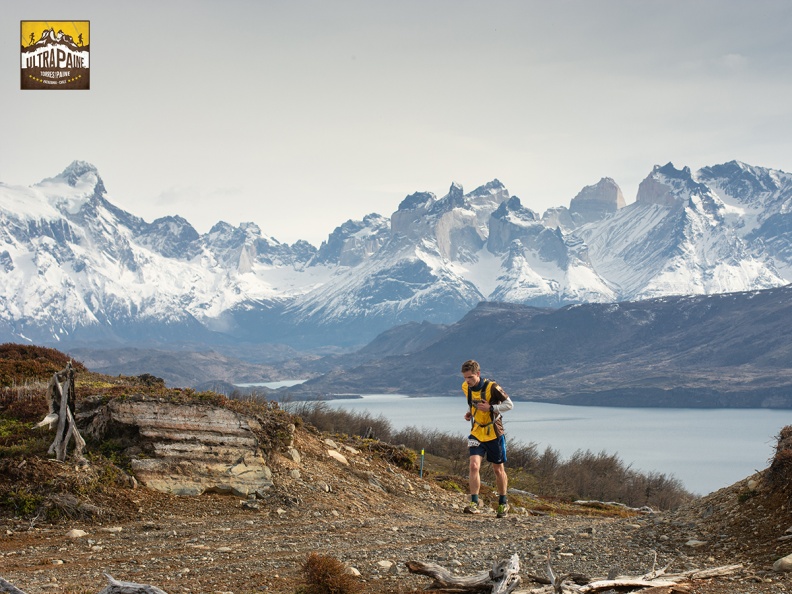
[{"left": 4, "top": 1, "right": 792, "bottom": 245}]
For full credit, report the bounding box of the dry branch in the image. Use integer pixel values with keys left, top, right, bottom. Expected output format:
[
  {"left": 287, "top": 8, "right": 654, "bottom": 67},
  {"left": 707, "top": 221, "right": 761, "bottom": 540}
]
[
  {"left": 0, "top": 576, "right": 27, "bottom": 594},
  {"left": 407, "top": 554, "right": 521, "bottom": 593},
  {"left": 524, "top": 552, "right": 744, "bottom": 594},
  {"left": 0, "top": 575, "right": 168, "bottom": 594},
  {"left": 97, "top": 573, "right": 169, "bottom": 594}
]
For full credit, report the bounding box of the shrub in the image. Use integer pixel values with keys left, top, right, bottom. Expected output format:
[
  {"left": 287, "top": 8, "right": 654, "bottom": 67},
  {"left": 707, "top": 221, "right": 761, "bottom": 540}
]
[
  {"left": 3, "top": 487, "right": 43, "bottom": 516},
  {"left": 297, "top": 552, "right": 362, "bottom": 594},
  {"left": 287, "top": 399, "right": 695, "bottom": 510},
  {"left": 767, "top": 425, "right": 792, "bottom": 491},
  {"left": 0, "top": 343, "right": 87, "bottom": 387}
]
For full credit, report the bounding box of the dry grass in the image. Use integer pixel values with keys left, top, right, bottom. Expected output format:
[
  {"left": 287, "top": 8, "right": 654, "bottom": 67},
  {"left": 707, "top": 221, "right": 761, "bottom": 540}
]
[
  {"left": 297, "top": 552, "right": 364, "bottom": 594},
  {"left": 291, "top": 401, "right": 695, "bottom": 511}
]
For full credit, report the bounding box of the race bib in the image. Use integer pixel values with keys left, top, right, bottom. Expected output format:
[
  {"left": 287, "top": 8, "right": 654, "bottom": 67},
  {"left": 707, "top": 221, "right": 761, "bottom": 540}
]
[{"left": 467, "top": 438, "right": 481, "bottom": 448}]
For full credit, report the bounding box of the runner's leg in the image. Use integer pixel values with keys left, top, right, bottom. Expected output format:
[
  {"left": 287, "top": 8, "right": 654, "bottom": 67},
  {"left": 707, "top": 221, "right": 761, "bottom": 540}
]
[{"left": 469, "top": 454, "right": 483, "bottom": 496}]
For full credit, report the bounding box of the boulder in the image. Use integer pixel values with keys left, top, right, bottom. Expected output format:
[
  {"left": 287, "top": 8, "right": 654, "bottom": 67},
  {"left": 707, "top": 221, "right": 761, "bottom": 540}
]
[{"left": 78, "top": 395, "right": 274, "bottom": 497}]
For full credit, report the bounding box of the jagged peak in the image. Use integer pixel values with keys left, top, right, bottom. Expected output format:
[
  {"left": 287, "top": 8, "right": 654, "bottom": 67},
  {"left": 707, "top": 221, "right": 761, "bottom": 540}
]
[
  {"left": 441, "top": 182, "right": 465, "bottom": 206},
  {"left": 654, "top": 162, "right": 693, "bottom": 180},
  {"left": 637, "top": 162, "right": 709, "bottom": 207},
  {"left": 38, "top": 160, "right": 104, "bottom": 194},
  {"left": 208, "top": 220, "right": 235, "bottom": 235},
  {"left": 570, "top": 177, "right": 626, "bottom": 214},
  {"left": 239, "top": 221, "right": 263, "bottom": 236},
  {"left": 150, "top": 214, "right": 193, "bottom": 227},
  {"left": 492, "top": 196, "right": 539, "bottom": 224},
  {"left": 695, "top": 160, "right": 787, "bottom": 201},
  {"left": 59, "top": 160, "right": 99, "bottom": 183},
  {"left": 470, "top": 179, "right": 505, "bottom": 195},
  {"left": 147, "top": 215, "right": 199, "bottom": 239},
  {"left": 397, "top": 191, "right": 435, "bottom": 212}
]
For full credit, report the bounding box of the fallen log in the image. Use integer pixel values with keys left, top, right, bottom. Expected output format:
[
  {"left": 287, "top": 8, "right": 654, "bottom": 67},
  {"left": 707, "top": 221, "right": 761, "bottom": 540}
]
[
  {"left": 577, "top": 578, "right": 678, "bottom": 592},
  {"left": 0, "top": 576, "right": 27, "bottom": 594},
  {"left": 97, "top": 574, "right": 169, "bottom": 594},
  {"left": 0, "top": 574, "right": 168, "bottom": 594},
  {"left": 534, "top": 563, "right": 744, "bottom": 593},
  {"left": 406, "top": 554, "right": 521, "bottom": 593}
]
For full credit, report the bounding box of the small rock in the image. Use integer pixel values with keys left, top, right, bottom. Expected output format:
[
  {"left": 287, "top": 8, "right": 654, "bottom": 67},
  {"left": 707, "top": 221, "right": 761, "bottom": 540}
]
[
  {"left": 774, "top": 553, "right": 792, "bottom": 572},
  {"left": 285, "top": 447, "right": 301, "bottom": 464},
  {"left": 65, "top": 529, "right": 87, "bottom": 539},
  {"left": 377, "top": 560, "right": 394, "bottom": 572},
  {"left": 685, "top": 539, "right": 707, "bottom": 547},
  {"left": 327, "top": 450, "right": 349, "bottom": 465},
  {"left": 345, "top": 566, "right": 361, "bottom": 576}
]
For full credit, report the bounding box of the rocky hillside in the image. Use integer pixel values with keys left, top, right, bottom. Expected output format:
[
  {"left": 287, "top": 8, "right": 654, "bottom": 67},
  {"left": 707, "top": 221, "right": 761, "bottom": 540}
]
[
  {"left": 1, "top": 347, "right": 792, "bottom": 593},
  {"left": 1, "top": 411, "right": 791, "bottom": 594}
]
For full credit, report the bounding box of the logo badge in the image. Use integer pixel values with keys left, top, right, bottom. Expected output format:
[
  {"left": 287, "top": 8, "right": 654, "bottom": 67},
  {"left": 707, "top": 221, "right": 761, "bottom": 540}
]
[{"left": 21, "top": 21, "right": 90, "bottom": 90}]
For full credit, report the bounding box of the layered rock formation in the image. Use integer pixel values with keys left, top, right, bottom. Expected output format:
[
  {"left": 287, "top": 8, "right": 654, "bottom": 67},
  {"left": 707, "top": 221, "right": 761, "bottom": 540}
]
[{"left": 77, "top": 395, "right": 282, "bottom": 497}]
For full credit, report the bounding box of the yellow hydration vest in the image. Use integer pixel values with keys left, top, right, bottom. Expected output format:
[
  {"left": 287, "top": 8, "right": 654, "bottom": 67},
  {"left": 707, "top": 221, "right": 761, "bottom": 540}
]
[{"left": 464, "top": 379, "right": 498, "bottom": 442}]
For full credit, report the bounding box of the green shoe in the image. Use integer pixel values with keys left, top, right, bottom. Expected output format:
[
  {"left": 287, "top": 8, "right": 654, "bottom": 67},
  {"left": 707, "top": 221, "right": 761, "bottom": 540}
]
[
  {"left": 463, "top": 501, "right": 481, "bottom": 514},
  {"left": 496, "top": 503, "right": 509, "bottom": 518}
]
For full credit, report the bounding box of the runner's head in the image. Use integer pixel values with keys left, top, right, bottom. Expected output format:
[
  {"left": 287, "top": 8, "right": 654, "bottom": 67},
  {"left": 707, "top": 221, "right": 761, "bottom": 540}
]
[{"left": 461, "top": 359, "right": 481, "bottom": 387}]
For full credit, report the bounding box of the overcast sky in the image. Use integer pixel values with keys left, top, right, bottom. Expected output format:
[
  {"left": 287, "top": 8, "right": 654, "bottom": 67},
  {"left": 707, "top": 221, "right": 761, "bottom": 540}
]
[{"left": 4, "top": 1, "right": 792, "bottom": 245}]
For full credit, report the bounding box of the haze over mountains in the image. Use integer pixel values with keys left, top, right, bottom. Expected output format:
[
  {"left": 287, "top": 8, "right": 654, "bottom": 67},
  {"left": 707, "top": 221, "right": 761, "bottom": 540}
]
[{"left": 2, "top": 160, "right": 792, "bottom": 405}]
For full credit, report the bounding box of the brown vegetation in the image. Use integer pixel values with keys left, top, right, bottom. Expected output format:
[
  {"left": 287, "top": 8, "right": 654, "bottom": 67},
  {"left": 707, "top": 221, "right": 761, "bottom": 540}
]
[
  {"left": 288, "top": 400, "right": 694, "bottom": 510},
  {"left": 1, "top": 344, "right": 792, "bottom": 594},
  {"left": 297, "top": 553, "right": 363, "bottom": 594}
]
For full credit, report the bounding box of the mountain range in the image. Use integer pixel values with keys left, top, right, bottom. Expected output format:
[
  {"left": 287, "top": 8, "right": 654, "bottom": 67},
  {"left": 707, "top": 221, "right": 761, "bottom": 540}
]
[
  {"left": 2, "top": 159, "right": 792, "bottom": 360},
  {"left": 283, "top": 286, "right": 792, "bottom": 408}
]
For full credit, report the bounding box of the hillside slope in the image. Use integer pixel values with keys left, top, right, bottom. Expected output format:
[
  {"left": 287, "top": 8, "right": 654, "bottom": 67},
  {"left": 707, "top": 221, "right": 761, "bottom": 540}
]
[
  {"left": 1, "top": 346, "right": 791, "bottom": 593},
  {"left": 287, "top": 286, "right": 792, "bottom": 407}
]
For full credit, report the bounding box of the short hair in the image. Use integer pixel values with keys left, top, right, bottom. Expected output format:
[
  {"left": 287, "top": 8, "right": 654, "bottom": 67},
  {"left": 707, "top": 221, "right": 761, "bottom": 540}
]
[{"left": 461, "top": 360, "right": 480, "bottom": 374}]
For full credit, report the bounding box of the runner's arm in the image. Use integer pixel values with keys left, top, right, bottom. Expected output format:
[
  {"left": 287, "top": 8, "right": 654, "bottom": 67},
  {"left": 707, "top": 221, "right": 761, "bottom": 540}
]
[{"left": 491, "top": 396, "right": 513, "bottom": 414}]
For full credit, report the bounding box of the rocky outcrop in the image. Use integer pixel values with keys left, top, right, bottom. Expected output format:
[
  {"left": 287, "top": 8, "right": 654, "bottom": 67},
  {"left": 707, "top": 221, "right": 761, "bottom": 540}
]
[
  {"left": 77, "top": 395, "right": 280, "bottom": 497},
  {"left": 569, "top": 177, "right": 626, "bottom": 222}
]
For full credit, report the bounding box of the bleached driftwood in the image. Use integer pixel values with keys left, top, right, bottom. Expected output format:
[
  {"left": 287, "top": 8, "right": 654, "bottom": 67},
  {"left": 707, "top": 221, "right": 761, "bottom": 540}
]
[
  {"left": 0, "top": 576, "right": 27, "bottom": 594},
  {"left": 0, "top": 574, "right": 167, "bottom": 594},
  {"left": 406, "top": 554, "right": 521, "bottom": 593},
  {"left": 97, "top": 573, "right": 169, "bottom": 594},
  {"left": 530, "top": 558, "right": 744, "bottom": 593},
  {"left": 576, "top": 577, "right": 679, "bottom": 592},
  {"left": 35, "top": 361, "right": 86, "bottom": 462}
]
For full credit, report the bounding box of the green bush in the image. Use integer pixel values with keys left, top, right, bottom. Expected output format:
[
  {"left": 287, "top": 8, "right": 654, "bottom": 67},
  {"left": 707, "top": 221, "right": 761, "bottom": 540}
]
[{"left": 3, "top": 487, "right": 43, "bottom": 517}]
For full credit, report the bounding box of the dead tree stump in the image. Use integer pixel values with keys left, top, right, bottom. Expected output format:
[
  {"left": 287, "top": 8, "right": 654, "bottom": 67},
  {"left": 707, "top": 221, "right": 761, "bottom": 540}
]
[{"left": 36, "top": 361, "right": 86, "bottom": 462}]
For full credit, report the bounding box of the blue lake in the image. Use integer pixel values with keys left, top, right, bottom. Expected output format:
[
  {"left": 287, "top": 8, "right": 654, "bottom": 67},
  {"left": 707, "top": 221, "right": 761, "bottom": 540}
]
[{"left": 313, "top": 394, "right": 787, "bottom": 496}]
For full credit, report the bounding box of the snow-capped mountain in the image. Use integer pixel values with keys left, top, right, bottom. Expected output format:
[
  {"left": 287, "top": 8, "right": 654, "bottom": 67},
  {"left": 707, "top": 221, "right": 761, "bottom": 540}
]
[
  {"left": 2, "top": 159, "right": 792, "bottom": 350},
  {"left": 576, "top": 162, "right": 788, "bottom": 300}
]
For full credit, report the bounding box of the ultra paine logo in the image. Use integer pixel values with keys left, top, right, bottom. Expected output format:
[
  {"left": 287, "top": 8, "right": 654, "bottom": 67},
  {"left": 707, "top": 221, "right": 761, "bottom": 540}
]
[{"left": 21, "top": 21, "right": 90, "bottom": 90}]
